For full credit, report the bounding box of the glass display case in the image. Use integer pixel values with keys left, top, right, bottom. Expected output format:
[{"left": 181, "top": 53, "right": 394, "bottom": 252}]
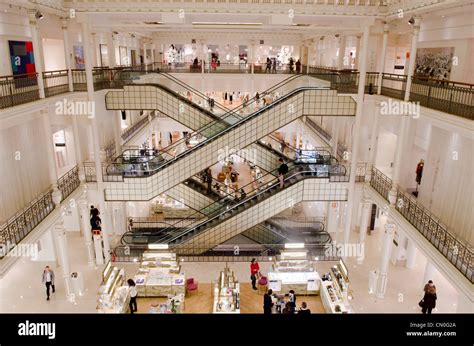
[
  {"left": 320, "top": 280, "right": 351, "bottom": 314},
  {"left": 133, "top": 251, "right": 186, "bottom": 297},
  {"left": 97, "top": 267, "right": 130, "bottom": 313},
  {"left": 213, "top": 266, "right": 240, "bottom": 314}
]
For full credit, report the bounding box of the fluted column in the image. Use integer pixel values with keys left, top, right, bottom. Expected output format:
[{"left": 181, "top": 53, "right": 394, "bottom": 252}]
[
  {"left": 54, "top": 220, "right": 72, "bottom": 298},
  {"left": 343, "top": 23, "right": 370, "bottom": 245},
  {"left": 388, "top": 17, "right": 421, "bottom": 204},
  {"left": 377, "top": 23, "right": 389, "bottom": 95},
  {"left": 28, "top": 11, "right": 45, "bottom": 98},
  {"left": 376, "top": 223, "right": 395, "bottom": 298}
]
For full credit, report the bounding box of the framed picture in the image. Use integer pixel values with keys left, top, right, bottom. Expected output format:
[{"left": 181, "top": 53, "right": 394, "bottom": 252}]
[
  {"left": 415, "top": 47, "right": 454, "bottom": 80},
  {"left": 8, "top": 40, "right": 36, "bottom": 75},
  {"left": 73, "top": 45, "right": 85, "bottom": 69},
  {"left": 99, "top": 44, "right": 109, "bottom": 67}
]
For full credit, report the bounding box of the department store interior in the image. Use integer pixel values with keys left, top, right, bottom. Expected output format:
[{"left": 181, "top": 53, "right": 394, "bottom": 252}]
[{"left": 0, "top": 0, "right": 472, "bottom": 317}]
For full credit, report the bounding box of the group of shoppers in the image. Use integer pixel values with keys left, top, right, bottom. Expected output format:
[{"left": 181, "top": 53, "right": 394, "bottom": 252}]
[
  {"left": 263, "top": 289, "right": 311, "bottom": 314},
  {"left": 264, "top": 57, "right": 301, "bottom": 73}
]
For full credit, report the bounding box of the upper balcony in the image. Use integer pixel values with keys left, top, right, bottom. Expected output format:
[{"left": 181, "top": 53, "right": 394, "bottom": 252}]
[{"left": 1, "top": 64, "right": 472, "bottom": 121}]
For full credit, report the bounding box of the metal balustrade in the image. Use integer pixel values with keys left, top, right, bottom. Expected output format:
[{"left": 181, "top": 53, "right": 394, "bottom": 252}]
[
  {"left": 43, "top": 70, "right": 69, "bottom": 97},
  {"left": 1, "top": 66, "right": 472, "bottom": 120},
  {"left": 57, "top": 165, "right": 80, "bottom": 201},
  {"left": 369, "top": 166, "right": 392, "bottom": 201},
  {"left": 112, "top": 242, "right": 339, "bottom": 263},
  {"left": 0, "top": 73, "right": 40, "bottom": 109},
  {"left": 0, "top": 165, "right": 80, "bottom": 259},
  {"left": 368, "top": 166, "right": 473, "bottom": 283},
  {"left": 395, "top": 188, "right": 473, "bottom": 283}
]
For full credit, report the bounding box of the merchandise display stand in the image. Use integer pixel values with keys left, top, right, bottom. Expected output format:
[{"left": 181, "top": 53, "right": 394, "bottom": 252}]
[
  {"left": 320, "top": 260, "right": 353, "bottom": 313},
  {"left": 134, "top": 250, "right": 186, "bottom": 297},
  {"left": 213, "top": 266, "right": 240, "bottom": 313},
  {"left": 96, "top": 261, "right": 130, "bottom": 313},
  {"left": 267, "top": 250, "right": 320, "bottom": 295}
]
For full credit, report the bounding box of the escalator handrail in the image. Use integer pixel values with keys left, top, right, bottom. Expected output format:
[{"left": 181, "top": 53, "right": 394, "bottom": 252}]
[
  {"left": 105, "top": 86, "right": 333, "bottom": 178},
  {"left": 161, "top": 163, "right": 346, "bottom": 244}
]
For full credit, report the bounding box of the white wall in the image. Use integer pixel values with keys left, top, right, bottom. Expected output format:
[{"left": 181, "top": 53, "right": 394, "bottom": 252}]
[{"left": 42, "top": 38, "right": 67, "bottom": 71}]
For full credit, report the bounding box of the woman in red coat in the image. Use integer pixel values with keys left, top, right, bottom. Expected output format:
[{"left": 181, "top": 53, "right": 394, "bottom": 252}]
[{"left": 250, "top": 258, "right": 260, "bottom": 290}]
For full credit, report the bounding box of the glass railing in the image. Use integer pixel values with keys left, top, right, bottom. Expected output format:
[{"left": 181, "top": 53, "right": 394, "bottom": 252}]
[
  {"left": 152, "top": 162, "right": 346, "bottom": 246},
  {"left": 104, "top": 85, "right": 331, "bottom": 179}
]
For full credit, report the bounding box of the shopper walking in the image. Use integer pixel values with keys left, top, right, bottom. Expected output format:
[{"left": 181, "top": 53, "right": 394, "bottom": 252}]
[
  {"left": 272, "top": 58, "right": 277, "bottom": 73},
  {"left": 265, "top": 57, "right": 271, "bottom": 73},
  {"left": 90, "top": 208, "right": 102, "bottom": 236},
  {"left": 205, "top": 167, "right": 213, "bottom": 194},
  {"left": 128, "top": 279, "right": 138, "bottom": 314},
  {"left": 42, "top": 266, "right": 55, "bottom": 301},
  {"left": 263, "top": 289, "right": 274, "bottom": 314},
  {"left": 420, "top": 280, "right": 437, "bottom": 314},
  {"left": 295, "top": 59, "right": 301, "bottom": 73},
  {"left": 298, "top": 302, "right": 311, "bottom": 314},
  {"left": 278, "top": 158, "right": 289, "bottom": 188},
  {"left": 250, "top": 258, "right": 260, "bottom": 290},
  {"left": 289, "top": 57, "right": 294, "bottom": 73}
]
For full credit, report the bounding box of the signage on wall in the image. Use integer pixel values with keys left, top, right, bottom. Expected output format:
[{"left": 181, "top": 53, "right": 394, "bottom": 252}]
[{"left": 268, "top": 279, "right": 281, "bottom": 292}]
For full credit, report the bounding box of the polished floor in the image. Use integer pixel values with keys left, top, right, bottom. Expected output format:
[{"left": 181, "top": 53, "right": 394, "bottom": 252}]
[{"left": 0, "top": 221, "right": 460, "bottom": 313}]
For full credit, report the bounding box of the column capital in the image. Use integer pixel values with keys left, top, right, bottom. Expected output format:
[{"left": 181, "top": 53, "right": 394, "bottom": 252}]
[
  {"left": 383, "top": 22, "right": 390, "bottom": 33},
  {"left": 61, "top": 19, "right": 68, "bottom": 30}
]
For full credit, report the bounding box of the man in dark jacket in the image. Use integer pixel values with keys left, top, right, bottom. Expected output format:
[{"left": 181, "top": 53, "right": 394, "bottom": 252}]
[
  {"left": 263, "top": 289, "right": 274, "bottom": 314},
  {"left": 278, "top": 158, "right": 289, "bottom": 188}
]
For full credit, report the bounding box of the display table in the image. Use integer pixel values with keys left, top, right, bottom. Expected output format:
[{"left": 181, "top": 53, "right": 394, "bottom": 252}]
[
  {"left": 267, "top": 271, "right": 321, "bottom": 295},
  {"left": 134, "top": 251, "right": 186, "bottom": 297},
  {"left": 213, "top": 266, "right": 240, "bottom": 313}
]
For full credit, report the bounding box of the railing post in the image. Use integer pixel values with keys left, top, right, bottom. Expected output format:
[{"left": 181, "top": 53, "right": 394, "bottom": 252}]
[
  {"left": 28, "top": 11, "right": 45, "bottom": 99},
  {"left": 377, "top": 23, "right": 389, "bottom": 95}
]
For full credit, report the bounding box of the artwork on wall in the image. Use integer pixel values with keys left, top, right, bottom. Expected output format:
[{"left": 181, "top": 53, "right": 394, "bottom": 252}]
[
  {"left": 8, "top": 40, "right": 36, "bottom": 75},
  {"left": 119, "top": 46, "right": 128, "bottom": 66},
  {"left": 415, "top": 47, "right": 454, "bottom": 80},
  {"left": 73, "top": 45, "right": 85, "bottom": 69}
]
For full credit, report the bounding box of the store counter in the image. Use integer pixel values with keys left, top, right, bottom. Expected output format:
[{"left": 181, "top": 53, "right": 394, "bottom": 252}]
[
  {"left": 213, "top": 266, "right": 240, "bottom": 313},
  {"left": 320, "top": 280, "right": 352, "bottom": 313},
  {"left": 267, "top": 271, "right": 321, "bottom": 295}
]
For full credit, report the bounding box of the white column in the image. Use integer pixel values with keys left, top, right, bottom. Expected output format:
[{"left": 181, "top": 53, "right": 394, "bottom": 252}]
[
  {"left": 326, "top": 202, "right": 339, "bottom": 234},
  {"left": 143, "top": 42, "right": 148, "bottom": 66},
  {"left": 28, "top": 11, "right": 45, "bottom": 98},
  {"left": 81, "top": 19, "right": 111, "bottom": 261},
  {"left": 377, "top": 23, "right": 389, "bottom": 95},
  {"left": 337, "top": 35, "right": 347, "bottom": 70},
  {"left": 107, "top": 32, "right": 116, "bottom": 68},
  {"left": 331, "top": 117, "right": 339, "bottom": 157},
  {"left": 376, "top": 223, "right": 395, "bottom": 298},
  {"left": 358, "top": 200, "right": 371, "bottom": 244},
  {"left": 406, "top": 239, "right": 417, "bottom": 269},
  {"left": 78, "top": 199, "right": 95, "bottom": 266},
  {"left": 388, "top": 17, "right": 421, "bottom": 204},
  {"left": 367, "top": 103, "right": 380, "bottom": 168},
  {"left": 61, "top": 20, "right": 74, "bottom": 92},
  {"left": 343, "top": 23, "right": 370, "bottom": 245},
  {"left": 114, "top": 111, "right": 122, "bottom": 156},
  {"left": 355, "top": 35, "right": 362, "bottom": 69},
  {"left": 250, "top": 42, "right": 255, "bottom": 74},
  {"left": 54, "top": 220, "right": 72, "bottom": 298},
  {"left": 423, "top": 260, "right": 436, "bottom": 285},
  {"left": 71, "top": 115, "right": 83, "bottom": 165},
  {"left": 41, "top": 109, "right": 63, "bottom": 206},
  {"left": 151, "top": 44, "right": 155, "bottom": 65}
]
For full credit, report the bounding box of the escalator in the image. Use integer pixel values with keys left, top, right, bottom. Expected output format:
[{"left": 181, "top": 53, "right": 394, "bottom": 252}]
[
  {"left": 103, "top": 85, "right": 355, "bottom": 200},
  {"left": 113, "top": 155, "right": 347, "bottom": 254}
]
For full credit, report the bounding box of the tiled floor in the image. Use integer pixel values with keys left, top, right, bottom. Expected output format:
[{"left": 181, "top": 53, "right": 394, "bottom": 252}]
[{"left": 0, "top": 221, "right": 461, "bottom": 314}]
